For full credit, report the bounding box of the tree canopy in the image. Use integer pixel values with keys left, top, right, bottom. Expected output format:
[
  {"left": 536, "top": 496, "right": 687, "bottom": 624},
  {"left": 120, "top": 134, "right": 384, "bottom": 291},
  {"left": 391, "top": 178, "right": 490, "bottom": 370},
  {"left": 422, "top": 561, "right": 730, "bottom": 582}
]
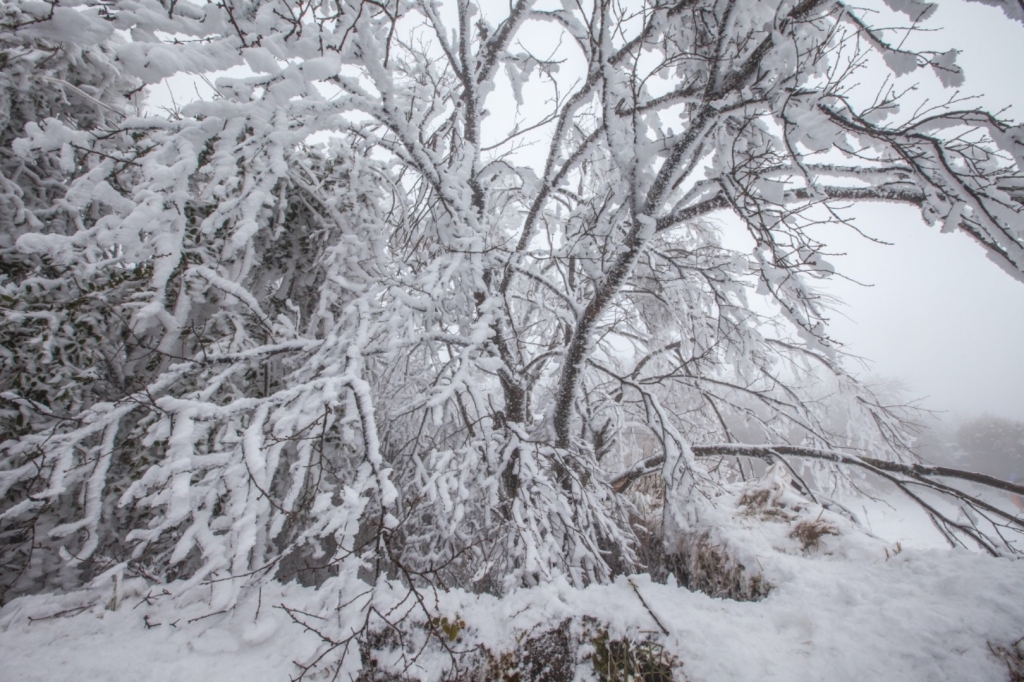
[{"left": 1, "top": 0, "right": 1023, "bottom": 669}]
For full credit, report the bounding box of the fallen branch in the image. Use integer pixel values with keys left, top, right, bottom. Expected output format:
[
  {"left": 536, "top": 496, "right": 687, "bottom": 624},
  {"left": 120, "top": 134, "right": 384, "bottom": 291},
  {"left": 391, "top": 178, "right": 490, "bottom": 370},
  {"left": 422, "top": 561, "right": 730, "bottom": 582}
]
[
  {"left": 611, "top": 444, "right": 1024, "bottom": 498},
  {"left": 610, "top": 444, "right": 1024, "bottom": 555}
]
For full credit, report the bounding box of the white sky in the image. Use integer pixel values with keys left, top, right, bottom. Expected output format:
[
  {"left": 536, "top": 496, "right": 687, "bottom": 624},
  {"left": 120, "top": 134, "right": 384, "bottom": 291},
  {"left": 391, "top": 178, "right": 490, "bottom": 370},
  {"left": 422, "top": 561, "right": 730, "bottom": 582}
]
[
  {"left": 813, "top": 0, "right": 1024, "bottom": 421},
  {"left": 817, "top": 204, "right": 1024, "bottom": 420}
]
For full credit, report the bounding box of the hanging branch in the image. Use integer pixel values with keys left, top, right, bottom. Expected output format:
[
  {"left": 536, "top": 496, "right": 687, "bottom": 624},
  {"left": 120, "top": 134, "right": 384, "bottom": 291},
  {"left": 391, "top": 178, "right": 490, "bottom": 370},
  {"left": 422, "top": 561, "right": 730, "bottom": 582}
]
[{"left": 611, "top": 444, "right": 1024, "bottom": 553}]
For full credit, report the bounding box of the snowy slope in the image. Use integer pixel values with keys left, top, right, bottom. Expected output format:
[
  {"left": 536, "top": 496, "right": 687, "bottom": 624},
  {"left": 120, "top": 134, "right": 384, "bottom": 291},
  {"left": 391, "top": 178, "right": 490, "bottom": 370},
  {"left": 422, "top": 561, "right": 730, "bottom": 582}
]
[{"left": 2, "top": 537, "right": 1022, "bottom": 681}]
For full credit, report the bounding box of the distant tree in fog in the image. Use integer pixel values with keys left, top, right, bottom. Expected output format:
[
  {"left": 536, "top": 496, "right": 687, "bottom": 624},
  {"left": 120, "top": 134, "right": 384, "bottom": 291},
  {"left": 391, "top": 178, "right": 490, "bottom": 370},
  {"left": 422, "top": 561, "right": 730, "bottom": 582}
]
[{"left": 956, "top": 416, "right": 1024, "bottom": 480}]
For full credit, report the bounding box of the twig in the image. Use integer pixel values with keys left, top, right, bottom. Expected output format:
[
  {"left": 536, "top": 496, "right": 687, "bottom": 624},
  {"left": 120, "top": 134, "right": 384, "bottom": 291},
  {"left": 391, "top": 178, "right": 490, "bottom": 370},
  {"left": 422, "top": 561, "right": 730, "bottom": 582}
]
[{"left": 628, "top": 579, "right": 669, "bottom": 635}]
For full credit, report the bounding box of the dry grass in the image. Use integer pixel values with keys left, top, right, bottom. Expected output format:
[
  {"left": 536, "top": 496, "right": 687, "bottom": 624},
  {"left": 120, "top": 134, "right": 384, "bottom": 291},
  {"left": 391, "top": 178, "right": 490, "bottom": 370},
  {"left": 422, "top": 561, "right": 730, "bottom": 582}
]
[
  {"left": 473, "top": 618, "right": 686, "bottom": 682},
  {"left": 587, "top": 628, "right": 682, "bottom": 681},
  {"left": 666, "top": 531, "right": 770, "bottom": 602},
  {"left": 738, "top": 488, "right": 797, "bottom": 522},
  {"left": 789, "top": 518, "right": 839, "bottom": 552},
  {"left": 738, "top": 488, "right": 774, "bottom": 510},
  {"left": 990, "top": 638, "right": 1024, "bottom": 682}
]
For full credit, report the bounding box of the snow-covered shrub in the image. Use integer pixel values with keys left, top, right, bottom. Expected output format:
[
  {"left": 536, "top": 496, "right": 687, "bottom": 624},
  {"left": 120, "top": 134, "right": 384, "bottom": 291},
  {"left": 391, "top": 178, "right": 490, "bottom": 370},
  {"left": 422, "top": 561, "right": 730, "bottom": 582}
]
[
  {"left": 0, "top": 1, "right": 145, "bottom": 598},
  {"left": 586, "top": 625, "right": 679, "bottom": 681}
]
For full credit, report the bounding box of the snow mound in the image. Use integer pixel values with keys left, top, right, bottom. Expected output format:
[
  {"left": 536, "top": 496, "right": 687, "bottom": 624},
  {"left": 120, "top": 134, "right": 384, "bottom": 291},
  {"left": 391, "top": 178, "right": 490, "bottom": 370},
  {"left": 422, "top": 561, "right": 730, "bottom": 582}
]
[{"left": 662, "top": 464, "right": 901, "bottom": 602}]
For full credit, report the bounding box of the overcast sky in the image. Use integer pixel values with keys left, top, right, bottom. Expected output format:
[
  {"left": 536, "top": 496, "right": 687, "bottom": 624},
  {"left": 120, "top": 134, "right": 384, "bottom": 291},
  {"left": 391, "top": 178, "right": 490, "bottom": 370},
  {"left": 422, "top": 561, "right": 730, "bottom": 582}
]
[{"left": 811, "top": 0, "right": 1024, "bottom": 422}]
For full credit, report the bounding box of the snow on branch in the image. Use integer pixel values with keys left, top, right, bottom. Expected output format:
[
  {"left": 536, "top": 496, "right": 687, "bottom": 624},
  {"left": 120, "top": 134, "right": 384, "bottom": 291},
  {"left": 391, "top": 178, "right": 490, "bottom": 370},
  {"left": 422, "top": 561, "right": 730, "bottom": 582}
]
[{"left": 612, "top": 444, "right": 1024, "bottom": 555}]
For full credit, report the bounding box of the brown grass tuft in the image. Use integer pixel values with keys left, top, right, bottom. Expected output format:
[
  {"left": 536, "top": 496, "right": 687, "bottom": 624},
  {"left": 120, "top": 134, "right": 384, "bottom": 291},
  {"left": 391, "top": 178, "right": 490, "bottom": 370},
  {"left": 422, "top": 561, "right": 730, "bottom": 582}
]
[
  {"left": 666, "top": 532, "right": 770, "bottom": 601},
  {"left": 789, "top": 518, "right": 838, "bottom": 552},
  {"left": 990, "top": 637, "right": 1024, "bottom": 682}
]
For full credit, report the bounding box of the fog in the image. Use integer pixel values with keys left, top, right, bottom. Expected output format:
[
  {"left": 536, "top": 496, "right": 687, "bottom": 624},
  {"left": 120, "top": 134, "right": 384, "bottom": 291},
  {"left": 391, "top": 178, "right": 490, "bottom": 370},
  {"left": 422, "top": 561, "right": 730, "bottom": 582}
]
[
  {"left": 815, "top": 0, "right": 1024, "bottom": 423},
  {"left": 820, "top": 205, "right": 1024, "bottom": 422}
]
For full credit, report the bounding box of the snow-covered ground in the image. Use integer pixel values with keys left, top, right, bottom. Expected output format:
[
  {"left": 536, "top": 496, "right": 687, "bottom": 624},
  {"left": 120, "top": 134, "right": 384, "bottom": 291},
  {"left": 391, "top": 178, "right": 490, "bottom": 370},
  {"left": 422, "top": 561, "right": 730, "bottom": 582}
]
[
  {"left": 1, "top": 548, "right": 1021, "bottom": 681},
  {"left": 3, "top": 486, "right": 1022, "bottom": 682}
]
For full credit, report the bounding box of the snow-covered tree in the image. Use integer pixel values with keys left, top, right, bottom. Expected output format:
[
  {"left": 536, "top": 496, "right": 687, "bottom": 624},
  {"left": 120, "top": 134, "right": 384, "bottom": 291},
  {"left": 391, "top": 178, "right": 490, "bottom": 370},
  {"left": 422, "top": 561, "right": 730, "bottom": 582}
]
[
  {"left": 0, "top": 0, "right": 146, "bottom": 595},
  {"left": 1, "top": 0, "right": 1023, "bottom": 671}
]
